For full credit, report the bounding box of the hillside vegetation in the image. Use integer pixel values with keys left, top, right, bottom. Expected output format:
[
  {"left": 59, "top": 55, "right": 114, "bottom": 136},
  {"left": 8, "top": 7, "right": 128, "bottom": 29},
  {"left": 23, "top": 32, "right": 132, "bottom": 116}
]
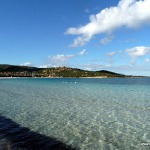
[{"left": 0, "top": 64, "right": 139, "bottom": 78}]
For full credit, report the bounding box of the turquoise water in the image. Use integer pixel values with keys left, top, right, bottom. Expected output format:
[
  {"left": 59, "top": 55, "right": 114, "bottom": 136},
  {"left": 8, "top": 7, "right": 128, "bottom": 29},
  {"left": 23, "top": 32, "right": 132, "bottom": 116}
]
[{"left": 0, "top": 78, "right": 150, "bottom": 149}]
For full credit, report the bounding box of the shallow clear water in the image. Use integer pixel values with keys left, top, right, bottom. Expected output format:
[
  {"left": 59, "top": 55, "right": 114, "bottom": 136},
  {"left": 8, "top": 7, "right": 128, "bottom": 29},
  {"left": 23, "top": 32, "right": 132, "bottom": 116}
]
[{"left": 0, "top": 78, "right": 150, "bottom": 149}]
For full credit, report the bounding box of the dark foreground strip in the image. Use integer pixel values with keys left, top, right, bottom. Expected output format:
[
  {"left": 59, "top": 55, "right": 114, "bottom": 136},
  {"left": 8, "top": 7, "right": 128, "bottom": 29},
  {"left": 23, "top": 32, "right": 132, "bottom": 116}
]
[{"left": 0, "top": 116, "right": 76, "bottom": 150}]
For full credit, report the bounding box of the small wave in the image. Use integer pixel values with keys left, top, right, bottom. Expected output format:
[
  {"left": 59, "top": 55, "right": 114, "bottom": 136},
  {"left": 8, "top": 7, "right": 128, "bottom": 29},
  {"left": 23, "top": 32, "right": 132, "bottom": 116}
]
[{"left": 62, "top": 82, "right": 77, "bottom": 84}]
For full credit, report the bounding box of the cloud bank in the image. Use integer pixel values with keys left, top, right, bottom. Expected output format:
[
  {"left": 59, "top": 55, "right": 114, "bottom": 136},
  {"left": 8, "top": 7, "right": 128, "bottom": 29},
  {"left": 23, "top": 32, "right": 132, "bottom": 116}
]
[
  {"left": 66, "top": 0, "right": 150, "bottom": 47},
  {"left": 20, "top": 62, "right": 32, "bottom": 66},
  {"left": 46, "top": 50, "right": 88, "bottom": 67},
  {"left": 100, "top": 36, "right": 113, "bottom": 45},
  {"left": 49, "top": 54, "right": 74, "bottom": 62},
  {"left": 48, "top": 54, "right": 75, "bottom": 67},
  {"left": 126, "top": 46, "right": 150, "bottom": 58}
]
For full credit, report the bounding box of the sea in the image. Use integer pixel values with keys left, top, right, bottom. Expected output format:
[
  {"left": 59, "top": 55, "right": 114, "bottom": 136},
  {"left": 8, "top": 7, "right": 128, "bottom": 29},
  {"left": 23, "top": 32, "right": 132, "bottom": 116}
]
[{"left": 0, "top": 78, "right": 150, "bottom": 150}]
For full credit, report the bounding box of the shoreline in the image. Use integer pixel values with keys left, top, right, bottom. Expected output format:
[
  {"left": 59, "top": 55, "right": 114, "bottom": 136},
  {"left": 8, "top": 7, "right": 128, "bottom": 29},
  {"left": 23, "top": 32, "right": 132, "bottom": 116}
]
[{"left": 0, "top": 76, "right": 147, "bottom": 79}]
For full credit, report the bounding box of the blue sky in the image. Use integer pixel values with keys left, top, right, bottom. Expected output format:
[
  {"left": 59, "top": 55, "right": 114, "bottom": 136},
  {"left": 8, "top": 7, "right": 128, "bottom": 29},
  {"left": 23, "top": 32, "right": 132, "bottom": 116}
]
[{"left": 0, "top": 0, "right": 150, "bottom": 76}]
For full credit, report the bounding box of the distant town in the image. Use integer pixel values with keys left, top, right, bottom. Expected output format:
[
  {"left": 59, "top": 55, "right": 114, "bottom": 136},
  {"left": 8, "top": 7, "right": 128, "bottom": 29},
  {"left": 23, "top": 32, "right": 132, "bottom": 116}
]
[{"left": 0, "top": 64, "right": 145, "bottom": 78}]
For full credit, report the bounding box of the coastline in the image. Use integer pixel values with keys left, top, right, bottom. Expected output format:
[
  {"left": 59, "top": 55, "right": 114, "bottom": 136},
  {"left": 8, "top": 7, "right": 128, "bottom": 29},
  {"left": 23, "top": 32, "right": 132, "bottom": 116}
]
[
  {"left": 0, "top": 76, "right": 148, "bottom": 79},
  {"left": 79, "top": 76, "right": 108, "bottom": 78},
  {"left": 0, "top": 65, "right": 148, "bottom": 78}
]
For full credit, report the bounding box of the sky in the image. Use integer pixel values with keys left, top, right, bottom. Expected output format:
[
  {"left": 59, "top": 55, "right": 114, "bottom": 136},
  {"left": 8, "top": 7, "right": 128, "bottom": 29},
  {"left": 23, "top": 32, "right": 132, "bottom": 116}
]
[{"left": 0, "top": 0, "right": 150, "bottom": 76}]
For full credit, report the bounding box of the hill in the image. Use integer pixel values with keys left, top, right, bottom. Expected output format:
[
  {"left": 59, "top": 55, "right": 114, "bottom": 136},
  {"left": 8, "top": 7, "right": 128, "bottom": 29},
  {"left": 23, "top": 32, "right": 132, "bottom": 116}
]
[
  {"left": 0, "top": 64, "right": 141, "bottom": 78},
  {"left": 0, "top": 64, "right": 40, "bottom": 72}
]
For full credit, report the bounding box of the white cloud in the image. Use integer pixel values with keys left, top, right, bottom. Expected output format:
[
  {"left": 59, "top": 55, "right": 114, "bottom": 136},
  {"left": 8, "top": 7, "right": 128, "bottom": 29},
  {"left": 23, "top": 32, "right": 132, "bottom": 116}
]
[
  {"left": 20, "top": 62, "right": 32, "bottom": 66},
  {"left": 106, "top": 52, "right": 117, "bottom": 64},
  {"left": 66, "top": 0, "right": 150, "bottom": 47},
  {"left": 100, "top": 36, "right": 113, "bottom": 45},
  {"left": 145, "top": 58, "right": 150, "bottom": 62},
  {"left": 68, "top": 35, "right": 92, "bottom": 47},
  {"left": 78, "top": 49, "right": 87, "bottom": 55},
  {"left": 39, "top": 64, "right": 51, "bottom": 68},
  {"left": 47, "top": 54, "right": 75, "bottom": 67},
  {"left": 49, "top": 54, "right": 74, "bottom": 62},
  {"left": 107, "top": 51, "right": 116, "bottom": 57},
  {"left": 106, "top": 51, "right": 117, "bottom": 63},
  {"left": 126, "top": 46, "right": 150, "bottom": 58},
  {"left": 41, "top": 51, "right": 89, "bottom": 68}
]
